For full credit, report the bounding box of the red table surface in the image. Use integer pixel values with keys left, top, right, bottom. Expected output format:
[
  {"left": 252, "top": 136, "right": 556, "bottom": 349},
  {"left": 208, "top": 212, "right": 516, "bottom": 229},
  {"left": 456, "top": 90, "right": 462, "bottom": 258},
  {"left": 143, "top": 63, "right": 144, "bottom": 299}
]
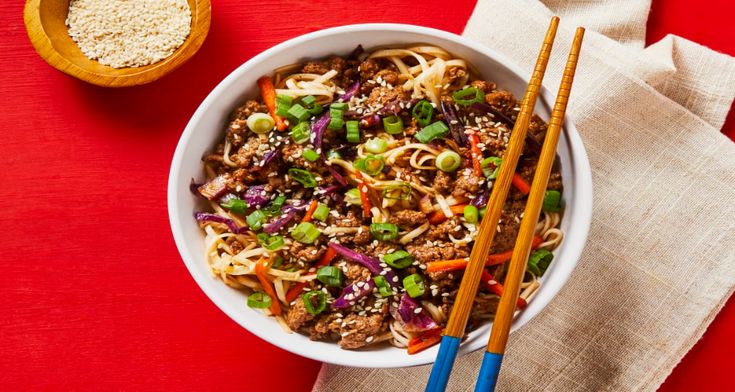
[{"left": 1, "top": 1, "right": 732, "bottom": 390}]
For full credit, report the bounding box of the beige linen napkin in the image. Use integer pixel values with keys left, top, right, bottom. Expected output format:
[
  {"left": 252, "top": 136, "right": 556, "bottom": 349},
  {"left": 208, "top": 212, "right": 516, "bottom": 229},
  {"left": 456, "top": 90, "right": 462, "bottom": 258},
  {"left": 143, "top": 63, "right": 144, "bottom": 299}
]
[{"left": 314, "top": 1, "right": 735, "bottom": 390}]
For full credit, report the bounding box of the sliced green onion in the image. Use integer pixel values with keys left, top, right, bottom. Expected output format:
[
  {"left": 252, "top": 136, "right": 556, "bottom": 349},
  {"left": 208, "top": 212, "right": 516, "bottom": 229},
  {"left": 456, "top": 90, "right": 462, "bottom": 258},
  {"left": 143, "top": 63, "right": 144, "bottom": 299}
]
[
  {"left": 363, "top": 155, "right": 385, "bottom": 176},
  {"left": 463, "top": 205, "right": 479, "bottom": 224},
  {"left": 452, "top": 87, "right": 485, "bottom": 106},
  {"left": 288, "top": 168, "right": 317, "bottom": 188},
  {"left": 352, "top": 158, "right": 367, "bottom": 172},
  {"left": 412, "top": 100, "right": 434, "bottom": 127},
  {"left": 276, "top": 95, "right": 293, "bottom": 117},
  {"left": 345, "top": 188, "right": 362, "bottom": 205},
  {"left": 271, "top": 255, "right": 284, "bottom": 268},
  {"left": 247, "top": 292, "right": 272, "bottom": 309},
  {"left": 287, "top": 103, "right": 311, "bottom": 123},
  {"left": 382, "top": 250, "right": 413, "bottom": 269},
  {"left": 326, "top": 149, "right": 342, "bottom": 160},
  {"left": 290, "top": 122, "right": 311, "bottom": 144},
  {"left": 435, "top": 150, "right": 462, "bottom": 172},
  {"left": 370, "top": 223, "right": 399, "bottom": 241},
  {"left": 300, "top": 95, "right": 323, "bottom": 115},
  {"left": 291, "top": 222, "right": 320, "bottom": 244},
  {"left": 373, "top": 276, "right": 392, "bottom": 297},
  {"left": 246, "top": 113, "right": 276, "bottom": 134},
  {"left": 382, "top": 183, "right": 412, "bottom": 200},
  {"left": 330, "top": 102, "right": 348, "bottom": 111},
  {"left": 383, "top": 115, "right": 404, "bottom": 134},
  {"left": 261, "top": 194, "right": 286, "bottom": 216},
  {"left": 328, "top": 117, "right": 344, "bottom": 130},
  {"left": 403, "top": 273, "right": 425, "bottom": 298},
  {"left": 346, "top": 120, "right": 360, "bottom": 143},
  {"left": 328, "top": 106, "right": 344, "bottom": 130},
  {"left": 317, "top": 266, "right": 344, "bottom": 287},
  {"left": 246, "top": 210, "right": 267, "bottom": 231},
  {"left": 312, "top": 203, "right": 330, "bottom": 221},
  {"left": 302, "top": 291, "right": 327, "bottom": 315},
  {"left": 415, "top": 121, "right": 449, "bottom": 143},
  {"left": 479, "top": 206, "right": 487, "bottom": 219},
  {"left": 302, "top": 148, "right": 320, "bottom": 162},
  {"left": 481, "top": 156, "right": 502, "bottom": 179},
  {"left": 542, "top": 190, "right": 562, "bottom": 212},
  {"left": 257, "top": 233, "right": 285, "bottom": 251},
  {"left": 528, "top": 249, "right": 554, "bottom": 276},
  {"left": 365, "top": 138, "right": 389, "bottom": 154},
  {"left": 220, "top": 198, "right": 248, "bottom": 215}
]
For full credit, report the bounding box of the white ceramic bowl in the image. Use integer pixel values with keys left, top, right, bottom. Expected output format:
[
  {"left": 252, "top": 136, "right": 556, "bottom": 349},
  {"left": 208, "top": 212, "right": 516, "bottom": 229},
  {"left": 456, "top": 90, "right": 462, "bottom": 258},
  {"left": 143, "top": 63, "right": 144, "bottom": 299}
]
[{"left": 168, "top": 24, "right": 593, "bottom": 368}]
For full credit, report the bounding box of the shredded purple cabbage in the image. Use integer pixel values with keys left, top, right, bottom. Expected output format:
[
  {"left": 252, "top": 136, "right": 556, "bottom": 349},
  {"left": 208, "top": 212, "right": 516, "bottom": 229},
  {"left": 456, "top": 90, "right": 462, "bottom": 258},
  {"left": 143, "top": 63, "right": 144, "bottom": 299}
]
[
  {"left": 328, "top": 243, "right": 400, "bottom": 288},
  {"left": 194, "top": 212, "right": 247, "bottom": 234},
  {"left": 262, "top": 209, "right": 298, "bottom": 234},
  {"left": 332, "top": 279, "right": 376, "bottom": 309},
  {"left": 326, "top": 164, "right": 347, "bottom": 186},
  {"left": 471, "top": 187, "right": 490, "bottom": 208},
  {"left": 242, "top": 185, "right": 269, "bottom": 208},
  {"left": 311, "top": 113, "right": 331, "bottom": 153},
  {"left": 440, "top": 100, "right": 469, "bottom": 146},
  {"left": 249, "top": 150, "right": 279, "bottom": 172},
  {"left": 197, "top": 175, "right": 229, "bottom": 200},
  {"left": 359, "top": 113, "right": 381, "bottom": 128},
  {"left": 391, "top": 294, "right": 439, "bottom": 332},
  {"left": 262, "top": 200, "right": 308, "bottom": 234},
  {"left": 317, "top": 185, "right": 341, "bottom": 197},
  {"left": 337, "top": 81, "right": 360, "bottom": 103}
]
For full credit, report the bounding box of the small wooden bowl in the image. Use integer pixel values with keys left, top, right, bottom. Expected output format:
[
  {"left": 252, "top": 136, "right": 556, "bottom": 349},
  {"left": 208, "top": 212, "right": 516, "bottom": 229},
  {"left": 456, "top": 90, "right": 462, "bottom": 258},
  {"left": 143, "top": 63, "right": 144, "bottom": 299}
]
[{"left": 23, "top": 0, "right": 211, "bottom": 87}]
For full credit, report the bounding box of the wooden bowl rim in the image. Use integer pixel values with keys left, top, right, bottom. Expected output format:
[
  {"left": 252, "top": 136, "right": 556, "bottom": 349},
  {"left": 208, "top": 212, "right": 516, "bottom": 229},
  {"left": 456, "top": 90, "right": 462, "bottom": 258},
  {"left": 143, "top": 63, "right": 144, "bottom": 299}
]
[{"left": 23, "top": 0, "right": 212, "bottom": 87}]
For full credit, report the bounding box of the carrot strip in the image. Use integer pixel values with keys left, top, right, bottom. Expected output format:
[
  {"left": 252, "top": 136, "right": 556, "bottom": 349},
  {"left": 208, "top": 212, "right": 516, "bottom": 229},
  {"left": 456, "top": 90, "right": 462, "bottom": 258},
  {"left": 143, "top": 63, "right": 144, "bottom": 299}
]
[
  {"left": 354, "top": 172, "right": 372, "bottom": 219},
  {"left": 257, "top": 76, "right": 288, "bottom": 131},
  {"left": 407, "top": 329, "right": 443, "bottom": 355},
  {"left": 481, "top": 270, "right": 527, "bottom": 310},
  {"left": 426, "top": 236, "right": 544, "bottom": 273},
  {"left": 284, "top": 247, "right": 337, "bottom": 303},
  {"left": 468, "top": 134, "right": 483, "bottom": 177},
  {"left": 301, "top": 200, "right": 319, "bottom": 223},
  {"left": 511, "top": 173, "right": 531, "bottom": 195},
  {"left": 255, "top": 258, "right": 282, "bottom": 316},
  {"left": 427, "top": 204, "right": 468, "bottom": 225},
  {"left": 426, "top": 259, "right": 469, "bottom": 273}
]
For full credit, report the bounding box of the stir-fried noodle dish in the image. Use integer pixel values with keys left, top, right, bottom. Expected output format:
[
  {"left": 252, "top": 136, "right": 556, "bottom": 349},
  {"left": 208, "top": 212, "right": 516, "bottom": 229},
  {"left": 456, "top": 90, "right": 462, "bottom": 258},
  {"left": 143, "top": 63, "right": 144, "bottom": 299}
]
[{"left": 193, "top": 44, "right": 564, "bottom": 353}]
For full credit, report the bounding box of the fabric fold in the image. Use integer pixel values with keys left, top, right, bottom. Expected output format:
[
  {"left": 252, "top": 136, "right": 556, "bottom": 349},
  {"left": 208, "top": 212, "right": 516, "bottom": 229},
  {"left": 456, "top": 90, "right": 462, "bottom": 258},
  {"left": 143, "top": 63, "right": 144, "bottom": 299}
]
[{"left": 314, "top": 1, "right": 735, "bottom": 391}]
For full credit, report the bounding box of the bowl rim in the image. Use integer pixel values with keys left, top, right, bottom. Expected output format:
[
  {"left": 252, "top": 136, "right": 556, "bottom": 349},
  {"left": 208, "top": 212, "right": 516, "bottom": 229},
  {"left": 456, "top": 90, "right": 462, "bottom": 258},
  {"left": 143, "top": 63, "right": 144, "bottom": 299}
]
[
  {"left": 23, "top": 0, "right": 212, "bottom": 87},
  {"left": 167, "top": 23, "right": 593, "bottom": 368}
]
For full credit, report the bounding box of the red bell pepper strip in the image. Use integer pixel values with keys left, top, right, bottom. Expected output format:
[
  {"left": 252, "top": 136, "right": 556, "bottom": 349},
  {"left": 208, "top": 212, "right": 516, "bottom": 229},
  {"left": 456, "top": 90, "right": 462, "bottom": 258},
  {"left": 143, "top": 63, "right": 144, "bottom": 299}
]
[
  {"left": 407, "top": 328, "right": 443, "bottom": 355},
  {"left": 511, "top": 173, "right": 531, "bottom": 195},
  {"left": 481, "top": 270, "right": 527, "bottom": 310},
  {"left": 255, "top": 258, "right": 282, "bottom": 316},
  {"left": 468, "top": 134, "right": 483, "bottom": 177},
  {"left": 257, "top": 76, "right": 288, "bottom": 131},
  {"left": 426, "top": 236, "right": 543, "bottom": 273},
  {"left": 284, "top": 247, "right": 338, "bottom": 303},
  {"left": 427, "top": 204, "right": 468, "bottom": 225}
]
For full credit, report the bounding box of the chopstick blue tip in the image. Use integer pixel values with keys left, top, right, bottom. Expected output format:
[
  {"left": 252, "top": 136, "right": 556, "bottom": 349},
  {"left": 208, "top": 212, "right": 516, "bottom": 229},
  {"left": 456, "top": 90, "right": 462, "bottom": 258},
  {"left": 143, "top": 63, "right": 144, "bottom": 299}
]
[
  {"left": 475, "top": 352, "right": 504, "bottom": 392},
  {"left": 425, "top": 336, "right": 461, "bottom": 392}
]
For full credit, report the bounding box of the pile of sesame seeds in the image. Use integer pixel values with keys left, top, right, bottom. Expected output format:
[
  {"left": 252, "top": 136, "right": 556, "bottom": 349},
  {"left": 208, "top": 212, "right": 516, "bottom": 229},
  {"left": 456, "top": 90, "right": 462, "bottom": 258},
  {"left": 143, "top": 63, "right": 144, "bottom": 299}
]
[{"left": 65, "top": 0, "right": 192, "bottom": 69}]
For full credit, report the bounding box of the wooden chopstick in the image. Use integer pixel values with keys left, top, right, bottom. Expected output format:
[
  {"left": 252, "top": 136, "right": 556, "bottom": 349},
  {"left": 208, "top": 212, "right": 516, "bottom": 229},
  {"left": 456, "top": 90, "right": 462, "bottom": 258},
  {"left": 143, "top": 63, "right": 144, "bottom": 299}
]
[
  {"left": 475, "top": 27, "right": 586, "bottom": 392},
  {"left": 425, "top": 16, "right": 560, "bottom": 392}
]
